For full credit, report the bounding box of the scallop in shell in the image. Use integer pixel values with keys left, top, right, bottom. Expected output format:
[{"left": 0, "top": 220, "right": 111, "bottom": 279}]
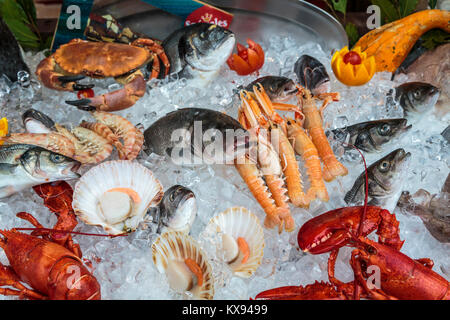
[
  {"left": 152, "top": 231, "right": 214, "bottom": 300},
  {"left": 73, "top": 160, "right": 163, "bottom": 235},
  {"left": 205, "top": 207, "right": 264, "bottom": 278}
]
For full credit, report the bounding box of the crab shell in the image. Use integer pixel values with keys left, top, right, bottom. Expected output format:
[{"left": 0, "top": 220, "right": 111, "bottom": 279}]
[
  {"left": 152, "top": 231, "right": 215, "bottom": 300},
  {"left": 72, "top": 160, "right": 163, "bottom": 235},
  {"left": 54, "top": 39, "right": 151, "bottom": 77},
  {"left": 205, "top": 207, "right": 265, "bottom": 278}
]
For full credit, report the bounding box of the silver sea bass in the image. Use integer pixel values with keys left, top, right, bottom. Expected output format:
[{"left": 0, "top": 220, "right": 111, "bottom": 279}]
[{"left": 0, "top": 144, "right": 80, "bottom": 198}]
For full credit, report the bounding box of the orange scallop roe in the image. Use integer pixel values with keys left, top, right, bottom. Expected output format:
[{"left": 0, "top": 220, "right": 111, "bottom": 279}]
[
  {"left": 106, "top": 188, "right": 141, "bottom": 203},
  {"left": 184, "top": 258, "right": 203, "bottom": 286},
  {"left": 237, "top": 237, "right": 250, "bottom": 264}
]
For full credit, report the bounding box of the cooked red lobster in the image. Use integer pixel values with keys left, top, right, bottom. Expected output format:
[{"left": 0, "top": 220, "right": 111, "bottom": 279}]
[
  {"left": 0, "top": 182, "right": 101, "bottom": 300},
  {"left": 255, "top": 206, "right": 449, "bottom": 300}
]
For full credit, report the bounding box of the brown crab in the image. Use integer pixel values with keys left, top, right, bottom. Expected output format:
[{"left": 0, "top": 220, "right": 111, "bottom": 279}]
[{"left": 35, "top": 38, "right": 170, "bottom": 111}]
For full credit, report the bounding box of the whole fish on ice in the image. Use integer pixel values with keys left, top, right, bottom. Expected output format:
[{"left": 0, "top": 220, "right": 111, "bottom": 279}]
[
  {"left": 344, "top": 148, "right": 411, "bottom": 212},
  {"left": 161, "top": 23, "right": 235, "bottom": 86},
  {"left": 143, "top": 108, "right": 250, "bottom": 164},
  {"left": 0, "top": 144, "right": 80, "bottom": 198},
  {"left": 386, "top": 82, "right": 440, "bottom": 120},
  {"left": 330, "top": 118, "right": 411, "bottom": 153},
  {"left": 149, "top": 185, "right": 197, "bottom": 234}
]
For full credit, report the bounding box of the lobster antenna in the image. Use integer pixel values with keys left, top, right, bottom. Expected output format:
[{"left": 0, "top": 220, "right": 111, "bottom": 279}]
[
  {"left": 336, "top": 142, "right": 369, "bottom": 237},
  {"left": 14, "top": 227, "right": 127, "bottom": 238}
]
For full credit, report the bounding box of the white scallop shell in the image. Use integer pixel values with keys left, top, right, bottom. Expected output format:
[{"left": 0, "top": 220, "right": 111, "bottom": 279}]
[
  {"left": 152, "top": 231, "right": 214, "bottom": 300},
  {"left": 205, "top": 207, "right": 265, "bottom": 278},
  {"left": 72, "top": 160, "right": 163, "bottom": 235}
]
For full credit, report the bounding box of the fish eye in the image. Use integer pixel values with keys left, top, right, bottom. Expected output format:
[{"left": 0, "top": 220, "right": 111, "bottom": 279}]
[
  {"left": 378, "top": 161, "right": 390, "bottom": 172},
  {"left": 50, "top": 154, "right": 65, "bottom": 163},
  {"left": 413, "top": 89, "right": 422, "bottom": 99},
  {"left": 169, "top": 192, "right": 175, "bottom": 202},
  {"left": 378, "top": 124, "right": 391, "bottom": 135},
  {"left": 359, "top": 132, "right": 368, "bottom": 141}
]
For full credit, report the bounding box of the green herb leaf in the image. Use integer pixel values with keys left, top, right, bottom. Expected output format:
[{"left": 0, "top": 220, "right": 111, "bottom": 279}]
[
  {"left": 331, "top": 0, "right": 347, "bottom": 15},
  {"left": 345, "top": 22, "right": 359, "bottom": 48},
  {"left": 428, "top": 0, "right": 437, "bottom": 9},
  {"left": 399, "top": 0, "right": 418, "bottom": 17},
  {"left": 17, "top": 0, "right": 36, "bottom": 23},
  {"left": 371, "top": 0, "right": 400, "bottom": 23},
  {"left": 0, "top": 0, "right": 43, "bottom": 50},
  {"left": 421, "top": 29, "right": 450, "bottom": 50}
]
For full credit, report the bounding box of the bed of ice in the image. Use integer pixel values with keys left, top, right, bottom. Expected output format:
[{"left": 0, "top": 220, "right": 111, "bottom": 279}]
[{"left": 0, "top": 32, "right": 449, "bottom": 300}]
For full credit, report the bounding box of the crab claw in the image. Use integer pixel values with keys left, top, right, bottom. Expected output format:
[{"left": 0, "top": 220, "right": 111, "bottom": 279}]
[
  {"left": 297, "top": 206, "right": 386, "bottom": 254},
  {"left": 73, "top": 83, "right": 95, "bottom": 91},
  {"left": 65, "top": 99, "right": 96, "bottom": 112},
  {"left": 58, "top": 75, "right": 94, "bottom": 91},
  {"left": 254, "top": 281, "right": 346, "bottom": 300}
]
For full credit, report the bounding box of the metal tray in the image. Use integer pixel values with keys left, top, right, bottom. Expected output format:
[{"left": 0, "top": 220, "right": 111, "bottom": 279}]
[{"left": 93, "top": 0, "right": 348, "bottom": 53}]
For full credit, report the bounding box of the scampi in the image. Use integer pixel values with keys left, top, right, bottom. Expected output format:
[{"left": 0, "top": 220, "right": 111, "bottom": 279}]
[
  {"left": 386, "top": 82, "right": 440, "bottom": 120},
  {"left": 344, "top": 148, "right": 411, "bottom": 212},
  {"left": 161, "top": 23, "right": 235, "bottom": 86},
  {"left": 329, "top": 118, "right": 411, "bottom": 153},
  {"left": 143, "top": 108, "right": 250, "bottom": 164},
  {"left": 0, "top": 144, "right": 80, "bottom": 198},
  {"left": 149, "top": 185, "right": 197, "bottom": 234}
]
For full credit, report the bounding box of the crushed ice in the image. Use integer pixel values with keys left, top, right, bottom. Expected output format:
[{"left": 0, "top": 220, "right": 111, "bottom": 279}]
[{"left": 0, "top": 34, "right": 449, "bottom": 300}]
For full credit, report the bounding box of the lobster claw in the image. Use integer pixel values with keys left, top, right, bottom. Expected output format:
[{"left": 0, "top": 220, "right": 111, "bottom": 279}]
[{"left": 254, "top": 281, "right": 347, "bottom": 300}]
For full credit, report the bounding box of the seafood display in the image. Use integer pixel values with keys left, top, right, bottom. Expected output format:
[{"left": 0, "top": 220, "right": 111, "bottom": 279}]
[
  {"left": 0, "top": 144, "right": 80, "bottom": 198},
  {"left": 255, "top": 205, "right": 450, "bottom": 300},
  {"left": 0, "top": 183, "right": 100, "bottom": 300},
  {"left": 36, "top": 38, "right": 169, "bottom": 111},
  {"left": 397, "top": 174, "right": 450, "bottom": 243},
  {"left": 344, "top": 148, "right": 411, "bottom": 212},
  {"left": 0, "top": 2, "right": 448, "bottom": 301},
  {"left": 9, "top": 109, "right": 144, "bottom": 164},
  {"left": 72, "top": 160, "right": 163, "bottom": 235}
]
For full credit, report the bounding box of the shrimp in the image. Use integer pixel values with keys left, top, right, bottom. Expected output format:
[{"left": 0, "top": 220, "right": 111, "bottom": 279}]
[
  {"left": 234, "top": 154, "right": 285, "bottom": 230},
  {"left": 299, "top": 87, "right": 347, "bottom": 181},
  {"left": 55, "top": 124, "right": 113, "bottom": 164},
  {"left": 91, "top": 111, "right": 140, "bottom": 159},
  {"left": 239, "top": 91, "right": 293, "bottom": 232},
  {"left": 0, "top": 132, "right": 75, "bottom": 158},
  {"left": 269, "top": 122, "right": 309, "bottom": 209},
  {"left": 286, "top": 117, "right": 329, "bottom": 202},
  {"left": 80, "top": 121, "right": 126, "bottom": 159}
]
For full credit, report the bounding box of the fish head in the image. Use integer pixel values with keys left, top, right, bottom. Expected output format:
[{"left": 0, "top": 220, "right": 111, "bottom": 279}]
[
  {"left": 372, "top": 148, "right": 411, "bottom": 190},
  {"left": 265, "top": 77, "right": 298, "bottom": 102},
  {"left": 21, "top": 147, "right": 80, "bottom": 182},
  {"left": 185, "top": 23, "right": 235, "bottom": 71},
  {"left": 361, "top": 118, "right": 411, "bottom": 151},
  {"left": 22, "top": 108, "right": 55, "bottom": 134},
  {"left": 402, "top": 82, "right": 440, "bottom": 114},
  {"left": 160, "top": 185, "right": 197, "bottom": 232},
  {"left": 294, "top": 54, "right": 330, "bottom": 95}
]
